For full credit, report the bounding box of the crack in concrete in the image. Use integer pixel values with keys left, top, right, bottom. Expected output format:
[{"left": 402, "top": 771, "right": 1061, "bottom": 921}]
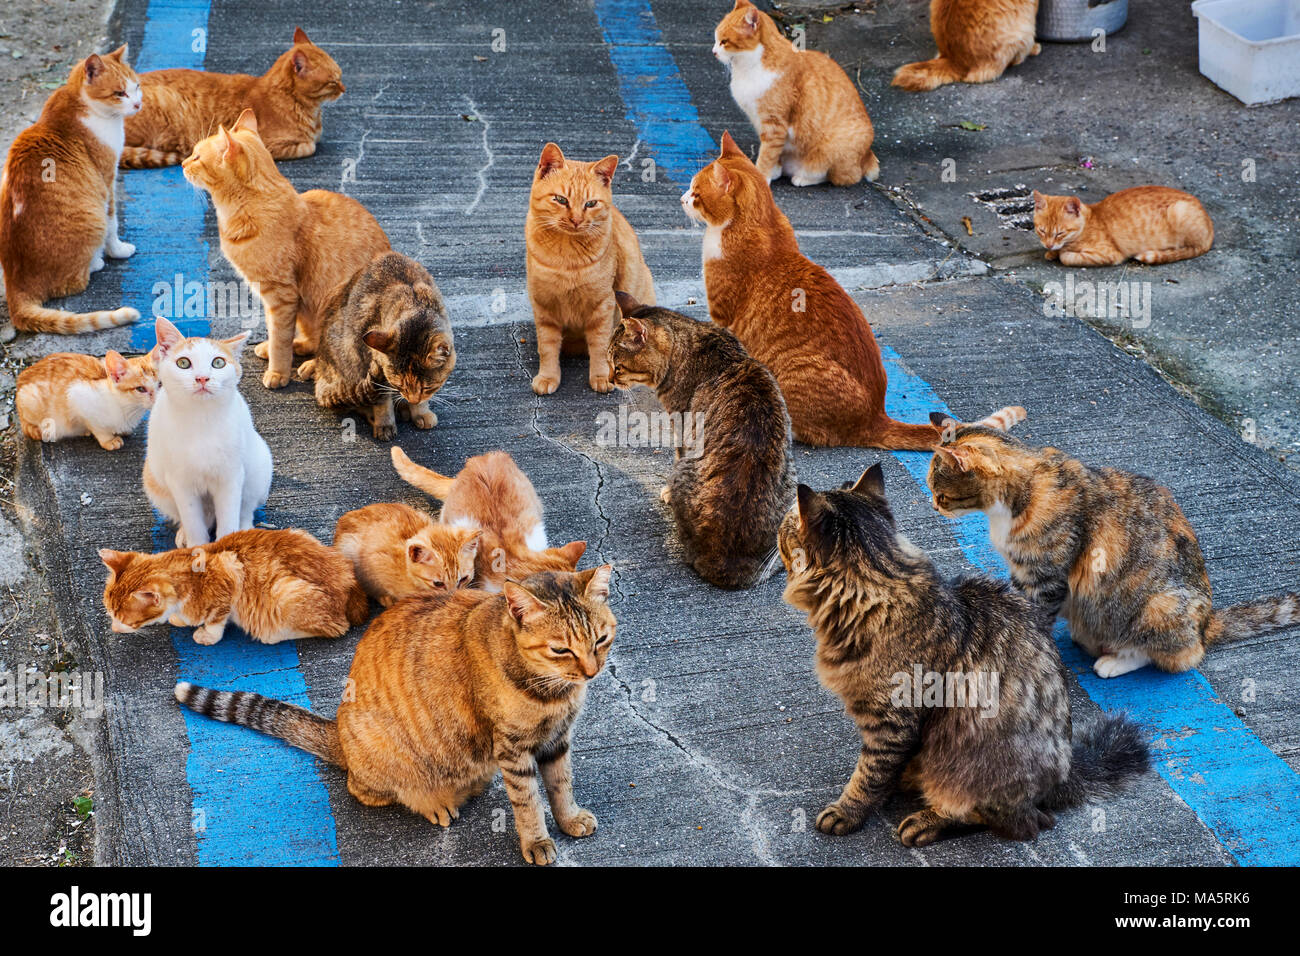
[{"left": 463, "top": 96, "right": 493, "bottom": 216}]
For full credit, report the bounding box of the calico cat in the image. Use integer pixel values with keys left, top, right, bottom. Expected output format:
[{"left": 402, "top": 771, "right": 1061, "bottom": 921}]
[
  {"left": 713, "top": 0, "right": 878, "bottom": 186},
  {"left": 1033, "top": 187, "right": 1214, "bottom": 267},
  {"left": 297, "top": 251, "right": 455, "bottom": 440},
  {"left": 683, "top": 133, "right": 938, "bottom": 450},
  {"left": 608, "top": 292, "right": 794, "bottom": 589},
  {"left": 525, "top": 142, "right": 655, "bottom": 395},
  {"left": 0, "top": 47, "right": 141, "bottom": 335},
  {"left": 143, "top": 317, "right": 273, "bottom": 548},
  {"left": 893, "top": 0, "right": 1040, "bottom": 92},
  {"left": 334, "top": 502, "right": 481, "bottom": 606},
  {"left": 101, "top": 528, "right": 367, "bottom": 645},
  {"left": 779, "top": 465, "right": 1150, "bottom": 844},
  {"left": 16, "top": 349, "right": 157, "bottom": 449},
  {"left": 174, "top": 566, "right": 615, "bottom": 865},
  {"left": 181, "top": 108, "right": 390, "bottom": 389},
  {"left": 123, "top": 27, "right": 344, "bottom": 168},
  {"left": 390, "top": 447, "right": 586, "bottom": 592},
  {"left": 927, "top": 422, "right": 1300, "bottom": 677}
]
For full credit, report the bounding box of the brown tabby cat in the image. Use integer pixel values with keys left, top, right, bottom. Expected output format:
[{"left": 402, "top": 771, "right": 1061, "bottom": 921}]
[
  {"left": 334, "top": 502, "right": 481, "bottom": 606},
  {"left": 174, "top": 566, "right": 615, "bottom": 865},
  {"left": 525, "top": 143, "right": 655, "bottom": 395},
  {"left": 297, "top": 251, "right": 455, "bottom": 440},
  {"left": 0, "top": 47, "right": 141, "bottom": 334},
  {"left": 1033, "top": 187, "right": 1214, "bottom": 266},
  {"left": 16, "top": 349, "right": 157, "bottom": 449},
  {"left": 391, "top": 447, "right": 586, "bottom": 591},
  {"left": 123, "top": 27, "right": 344, "bottom": 167},
  {"left": 779, "top": 465, "right": 1149, "bottom": 844},
  {"left": 893, "top": 0, "right": 1040, "bottom": 91},
  {"left": 100, "top": 528, "right": 367, "bottom": 645},
  {"left": 713, "top": 0, "right": 878, "bottom": 185},
  {"left": 181, "top": 108, "right": 390, "bottom": 389},
  {"left": 927, "top": 424, "right": 1300, "bottom": 677},
  {"left": 609, "top": 292, "right": 794, "bottom": 589}
]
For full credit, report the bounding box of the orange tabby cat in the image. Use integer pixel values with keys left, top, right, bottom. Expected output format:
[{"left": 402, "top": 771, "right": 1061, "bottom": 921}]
[
  {"left": 123, "top": 27, "right": 344, "bottom": 167},
  {"left": 334, "top": 502, "right": 482, "bottom": 606},
  {"left": 175, "top": 566, "right": 615, "bottom": 865},
  {"left": 100, "top": 528, "right": 368, "bottom": 645},
  {"left": 714, "top": 0, "right": 878, "bottom": 186},
  {"left": 181, "top": 108, "right": 390, "bottom": 389},
  {"left": 16, "top": 349, "right": 157, "bottom": 449},
  {"left": 0, "top": 48, "right": 141, "bottom": 334},
  {"left": 893, "top": 0, "right": 1040, "bottom": 92},
  {"left": 525, "top": 143, "right": 655, "bottom": 395},
  {"left": 391, "top": 447, "right": 586, "bottom": 591},
  {"left": 1033, "top": 186, "right": 1215, "bottom": 266}
]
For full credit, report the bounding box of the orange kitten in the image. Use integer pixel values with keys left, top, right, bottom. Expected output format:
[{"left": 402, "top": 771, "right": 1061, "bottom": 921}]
[
  {"left": 390, "top": 447, "right": 586, "bottom": 591},
  {"left": 714, "top": 0, "right": 878, "bottom": 186},
  {"left": 334, "top": 502, "right": 481, "bottom": 606},
  {"left": 100, "top": 528, "right": 368, "bottom": 645},
  {"left": 181, "top": 108, "right": 390, "bottom": 389},
  {"left": 893, "top": 0, "right": 1040, "bottom": 91},
  {"left": 525, "top": 143, "right": 655, "bottom": 395},
  {"left": 1033, "top": 186, "right": 1215, "bottom": 267},
  {"left": 16, "top": 350, "right": 157, "bottom": 449}
]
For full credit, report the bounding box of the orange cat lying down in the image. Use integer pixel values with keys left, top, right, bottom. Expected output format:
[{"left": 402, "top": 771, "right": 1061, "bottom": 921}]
[{"left": 1033, "top": 187, "right": 1214, "bottom": 267}]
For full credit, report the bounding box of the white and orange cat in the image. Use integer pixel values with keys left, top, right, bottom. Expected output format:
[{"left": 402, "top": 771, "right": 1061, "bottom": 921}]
[
  {"left": 714, "top": 0, "right": 878, "bottom": 186},
  {"left": 390, "top": 447, "right": 586, "bottom": 591},
  {"left": 16, "top": 349, "right": 157, "bottom": 449},
  {"left": 893, "top": 0, "right": 1040, "bottom": 91},
  {"left": 334, "top": 502, "right": 482, "bottom": 606},
  {"left": 0, "top": 47, "right": 141, "bottom": 335},
  {"left": 1033, "top": 187, "right": 1215, "bottom": 267}
]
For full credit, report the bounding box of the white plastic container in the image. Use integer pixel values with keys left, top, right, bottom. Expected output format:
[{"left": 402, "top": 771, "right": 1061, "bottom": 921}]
[{"left": 1191, "top": 0, "right": 1300, "bottom": 105}]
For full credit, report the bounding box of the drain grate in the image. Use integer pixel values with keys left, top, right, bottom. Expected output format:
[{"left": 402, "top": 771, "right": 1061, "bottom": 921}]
[{"left": 969, "top": 186, "right": 1035, "bottom": 231}]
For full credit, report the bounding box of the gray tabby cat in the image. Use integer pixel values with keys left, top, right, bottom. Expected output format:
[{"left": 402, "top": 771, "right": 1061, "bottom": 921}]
[
  {"left": 298, "top": 251, "right": 455, "bottom": 440},
  {"left": 778, "top": 464, "right": 1150, "bottom": 846}
]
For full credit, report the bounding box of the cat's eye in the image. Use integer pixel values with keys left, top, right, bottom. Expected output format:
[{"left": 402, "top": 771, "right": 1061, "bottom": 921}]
[
  {"left": 550, "top": 646, "right": 574, "bottom": 656},
  {"left": 432, "top": 581, "right": 447, "bottom": 590},
  {"left": 176, "top": 358, "right": 191, "bottom": 369},
  {"left": 135, "top": 386, "right": 148, "bottom": 393},
  {"left": 553, "top": 195, "right": 568, "bottom": 206},
  {"left": 114, "top": 90, "right": 126, "bottom": 97},
  {"left": 584, "top": 200, "right": 598, "bottom": 209},
  {"left": 595, "top": 633, "right": 611, "bottom": 646},
  {"left": 212, "top": 357, "right": 227, "bottom": 369},
  {"left": 458, "top": 575, "right": 471, "bottom": 587}
]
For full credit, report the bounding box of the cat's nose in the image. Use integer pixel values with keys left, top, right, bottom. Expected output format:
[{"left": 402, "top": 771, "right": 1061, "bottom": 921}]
[
  {"left": 110, "top": 620, "right": 133, "bottom": 633},
  {"left": 194, "top": 376, "right": 209, "bottom": 385}
]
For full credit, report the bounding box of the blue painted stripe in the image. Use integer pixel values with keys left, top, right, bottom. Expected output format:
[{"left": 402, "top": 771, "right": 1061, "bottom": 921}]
[
  {"left": 596, "top": 0, "right": 1299, "bottom": 866},
  {"left": 127, "top": 0, "right": 340, "bottom": 866}
]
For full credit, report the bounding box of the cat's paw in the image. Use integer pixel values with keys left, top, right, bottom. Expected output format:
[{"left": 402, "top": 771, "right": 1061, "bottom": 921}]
[
  {"left": 168, "top": 614, "right": 188, "bottom": 627},
  {"left": 423, "top": 804, "right": 460, "bottom": 828},
  {"left": 532, "top": 373, "right": 560, "bottom": 396},
  {"left": 762, "top": 166, "right": 781, "bottom": 183},
  {"left": 790, "top": 173, "right": 825, "bottom": 187},
  {"left": 897, "top": 811, "right": 947, "bottom": 848},
  {"left": 262, "top": 369, "right": 292, "bottom": 389},
  {"left": 295, "top": 360, "right": 316, "bottom": 381},
  {"left": 411, "top": 409, "right": 437, "bottom": 429},
  {"left": 1093, "top": 652, "right": 1147, "bottom": 679},
  {"left": 96, "top": 435, "right": 125, "bottom": 451},
  {"left": 1044, "top": 249, "right": 1059, "bottom": 261},
  {"left": 558, "top": 809, "right": 598, "bottom": 838},
  {"left": 658, "top": 485, "right": 671, "bottom": 504},
  {"left": 106, "top": 239, "right": 135, "bottom": 259},
  {"left": 372, "top": 422, "right": 397, "bottom": 441},
  {"left": 89, "top": 254, "right": 105, "bottom": 273},
  {"left": 521, "top": 837, "right": 557, "bottom": 866},
  {"left": 588, "top": 374, "right": 612, "bottom": 393},
  {"left": 291, "top": 337, "right": 314, "bottom": 356},
  {"left": 192, "top": 624, "right": 224, "bottom": 646},
  {"left": 253, "top": 341, "right": 270, "bottom": 360},
  {"left": 816, "top": 802, "right": 864, "bottom": 836}
]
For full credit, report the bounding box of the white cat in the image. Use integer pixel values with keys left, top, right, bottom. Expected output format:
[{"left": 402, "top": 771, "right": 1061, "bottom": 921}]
[{"left": 143, "top": 316, "right": 273, "bottom": 548}]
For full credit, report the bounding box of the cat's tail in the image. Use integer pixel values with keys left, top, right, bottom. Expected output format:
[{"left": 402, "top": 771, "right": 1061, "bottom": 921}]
[
  {"left": 6, "top": 289, "right": 138, "bottom": 335},
  {"left": 863, "top": 416, "right": 942, "bottom": 452},
  {"left": 1208, "top": 593, "right": 1300, "bottom": 646},
  {"left": 929, "top": 405, "right": 1027, "bottom": 435},
  {"left": 391, "top": 445, "right": 454, "bottom": 500},
  {"left": 119, "top": 145, "right": 183, "bottom": 168},
  {"left": 174, "top": 681, "right": 347, "bottom": 768},
  {"left": 891, "top": 57, "right": 963, "bottom": 92},
  {"left": 1042, "top": 713, "right": 1150, "bottom": 811},
  {"left": 345, "top": 579, "right": 371, "bottom": 627}
]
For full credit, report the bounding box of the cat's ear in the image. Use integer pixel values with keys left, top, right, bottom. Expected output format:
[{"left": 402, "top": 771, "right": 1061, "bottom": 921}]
[
  {"left": 614, "top": 290, "right": 642, "bottom": 318},
  {"left": 407, "top": 542, "right": 431, "bottom": 565},
  {"left": 232, "top": 108, "right": 259, "bottom": 136},
  {"left": 504, "top": 581, "right": 548, "bottom": 627},
  {"left": 1064, "top": 197, "right": 1082, "bottom": 216},
  {"left": 593, "top": 154, "right": 619, "bottom": 187},
  {"left": 741, "top": 6, "right": 760, "bottom": 32},
  {"left": 362, "top": 329, "right": 394, "bottom": 354},
  {"left": 107, "top": 44, "right": 128, "bottom": 63},
  {"left": 795, "top": 484, "right": 822, "bottom": 533},
  {"left": 293, "top": 26, "right": 311, "bottom": 45},
  {"left": 578, "top": 564, "right": 612, "bottom": 603},
  {"left": 133, "top": 590, "right": 161, "bottom": 607},
  {"left": 537, "top": 142, "right": 565, "bottom": 180},
  {"left": 154, "top": 316, "right": 185, "bottom": 357},
  {"left": 98, "top": 548, "right": 135, "bottom": 576},
  {"left": 293, "top": 49, "right": 310, "bottom": 74},
  {"left": 621, "top": 316, "right": 648, "bottom": 346},
  {"left": 84, "top": 54, "right": 105, "bottom": 82},
  {"left": 555, "top": 540, "right": 587, "bottom": 567},
  {"left": 220, "top": 330, "right": 251, "bottom": 359},
  {"left": 104, "top": 350, "right": 130, "bottom": 383},
  {"left": 459, "top": 530, "right": 483, "bottom": 559},
  {"left": 850, "top": 463, "right": 885, "bottom": 498},
  {"left": 1032, "top": 190, "right": 1046, "bottom": 210},
  {"left": 720, "top": 130, "right": 744, "bottom": 160},
  {"left": 934, "top": 444, "right": 976, "bottom": 473},
  {"left": 711, "top": 161, "right": 732, "bottom": 191},
  {"left": 219, "top": 125, "right": 242, "bottom": 163}
]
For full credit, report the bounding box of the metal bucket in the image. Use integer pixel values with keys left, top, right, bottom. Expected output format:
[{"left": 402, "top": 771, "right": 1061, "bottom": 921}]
[{"left": 1037, "top": 0, "right": 1129, "bottom": 42}]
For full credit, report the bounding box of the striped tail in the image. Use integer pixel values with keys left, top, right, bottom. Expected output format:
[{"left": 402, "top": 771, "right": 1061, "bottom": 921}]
[
  {"left": 8, "top": 290, "right": 138, "bottom": 335},
  {"left": 1208, "top": 593, "right": 1300, "bottom": 646},
  {"left": 870, "top": 416, "right": 942, "bottom": 451},
  {"left": 891, "top": 56, "right": 963, "bottom": 92},
  {"left": 345, "top": 580, "right": 370, "bottom": 626},
  {"left": 391, "top": 445, "right": 454, "bottom": 500},
  {"left": 930, "top": 405, "right": 1027, "bottom": 435},
  {"left": 173, "top": 682, "right": 346, "bottom": 767},
  {"left": 120, "top": 145, "right": 183, "bottom": 168}
]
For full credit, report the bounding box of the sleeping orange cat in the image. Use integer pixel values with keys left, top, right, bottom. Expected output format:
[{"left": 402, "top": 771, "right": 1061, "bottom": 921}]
[{"left": 1033, "top": 187, "right": 1214, "bottom": 267}]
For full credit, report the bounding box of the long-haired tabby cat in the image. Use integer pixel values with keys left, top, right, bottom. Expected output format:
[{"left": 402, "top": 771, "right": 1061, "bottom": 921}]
[
  {"left": 713, "top": 0, "right": 878, "bottom": 186},
  {"left": 609, "top": 291, "right": 794, "bottom": 589},
  {"left": 390, "top": 447, "right": 586, "bottom": 591},
  {"left": 893, "top": 0, "right": 1040, "bottom": 92},
  {"left": 123, "top": 27, "right": 344, "bottom": 168},
  {"left": 1033, "top": 187, "right": 1214, "bottom": 267},
  {"left": 927, "top": 422, "right": 1300, "bottom": 677},
  {"left": 17, "top": 349, "right": 157, "bottom": 449},
  {"left": 181, "top": 108, "right": 390, "bottom": 389},
  {"left": 334, "top": 502, "right": 481, "bottom": 606},
  {"left": 0, "top": 47, "right": 141, "bottom": 335},
  {"left": 779, "top": 465, "right": 1150, "bottom": 844},
  {"left": 175, "top": 566, "right": 615, "bottom": 865},
  {"left": 101, "top": 528, "right": 367, "bottom": 645},
  {"left": 683, "top": 133, "right": 941, "bottom": 450},
  {"left": 297, "top": 251, "right": 455, "bottom": 440},
  {"left": 525, "top": 142, "right": 655, "bottom": 395}
]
